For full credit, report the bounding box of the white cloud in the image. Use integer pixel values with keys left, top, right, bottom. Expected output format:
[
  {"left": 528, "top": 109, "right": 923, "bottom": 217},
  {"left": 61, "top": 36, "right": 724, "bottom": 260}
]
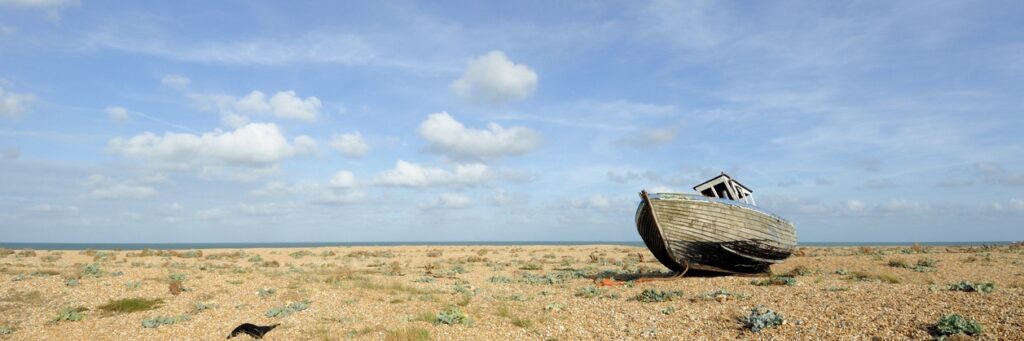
[
  {"left": 418, "top": 112, "right": 542, "bottom": 160},
  {"left": 87, "top": 183, "right": 157, "bottom": 200},
  {"left": 2, "top": 148, "right": 18, "bottom": 160},
  {"left": 424, "top": 193, "right": 473, "bottom": 209},
  {"left": 615, "top": 128, "right": 676, "bottom": 148},
  {"left": 268, "top": 91, "right": 321, "bottom": 121},
  {"left": 451, "top": 50, "right": 538, "bottom": 104},
  {"left": 0, "top": 83, "right": 35, "bottom": 119},
  {"left": 373, "top": 160, "right": 490, "bottom": 187},
  {"left": 845, "top": 200, "right": 866, "bottom": 212},
  {"left": 250, "top": 180, "right": 319, "bottom": 196},
  {"left": 195, "top": 208, "right": 227, "bottom": 220},
  {"left": 106, "top": 106, "right": 130, "bottom": 123},
  {"left": 292, "top": 135, "right": 318, "bottom": 155},
  {"left": 249, "top": 175, "right": 364, "bottom": 206},
  {"left": 565, "top": 194, "right": 632, "bottom": 214},
  {"left": 329, "top": 170, "right": 357, "bottom": 188},
  {"left": 88, "top": 32, "right": 375, "bottom": 66},
  {"left": 315, "top": 189, "right": 368, "bottom": 205},
  {"left": 108, "top": 122, "right": 314, "bottom": 169},
  {"left": 25, "top": 203, "right": 79, "bottom": 216},
  {"left": 608, "top": 170, "right": 664, "bottom": 183},
  {"left": 161, "top": 74, "right": 191, "bottom": 88},
  {"left": 80, "top": 174, "right": 158, "bottom": 200},
  {"left": 190, "top": 90, "right": 322, "bottom": 126},
  {"left": 0, "top": 0, "right": 76, "bottom": 8},
  {"left": 877, "top": 199, "right": 931, "bottom": 214},
  {"left": 238, "top": 202, "right": 296, "bottom": 217},
  {"left": 647, "top": 186, "right": 679, "bottom": 193},
  {"left": 639, "top": 0, "right": 733, "bottom": 50},
  {"left": 330, "top": 132, "right": 369, "bottom": 158}
]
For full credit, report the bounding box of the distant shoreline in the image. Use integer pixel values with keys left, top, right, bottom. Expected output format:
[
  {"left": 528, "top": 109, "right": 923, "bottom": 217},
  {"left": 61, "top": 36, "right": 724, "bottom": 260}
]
[{"left": 0, "top": 241, "right": 1015, "bottom": 250}]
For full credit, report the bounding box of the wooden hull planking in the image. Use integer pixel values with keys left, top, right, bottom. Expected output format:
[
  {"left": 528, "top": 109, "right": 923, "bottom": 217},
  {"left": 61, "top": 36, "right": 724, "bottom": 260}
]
[{"left": 636, "top": 193, "right": 797, "bottom": 274}]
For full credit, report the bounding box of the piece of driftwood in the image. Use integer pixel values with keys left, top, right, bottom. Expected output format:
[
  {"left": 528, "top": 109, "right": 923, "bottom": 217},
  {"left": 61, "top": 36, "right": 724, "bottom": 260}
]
[{"left": 227, "top": 323, "right": 279, "bottom": 339}]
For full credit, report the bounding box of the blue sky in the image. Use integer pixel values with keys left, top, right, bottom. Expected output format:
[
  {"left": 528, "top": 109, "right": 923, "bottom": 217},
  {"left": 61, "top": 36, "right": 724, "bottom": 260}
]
[{"left": 1, "top": 1, "right": 1022, "bottom": 243}]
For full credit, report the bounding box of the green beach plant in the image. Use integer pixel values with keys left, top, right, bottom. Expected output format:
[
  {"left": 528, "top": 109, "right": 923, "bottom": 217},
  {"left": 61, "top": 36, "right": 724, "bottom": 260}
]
[
  {"left": 635, "top": 289, "right": 683, "bottom": 303},
  {"left": 265, "top": 301, "right": 310, "bottom": 318},
  {"left": 53, "top": 307, "right": 87, "bottom": 322},
  {"left": 932, "top": 314, "right": 983, "bottom": 339},
  {"left": 435, "top": 306, "right": 471, "bottom": 325},
  {"left": 574, "top": 286, "right": 606, "bottom": 298},
  {"left": 948, "top": 281, "right": 995, "bottom": 293},
  {"left": 698, "top": 289, "right": 749, "bottom": 302},
  {"left": 741, "top": 306, "right": 784, "bottom": 332},
  {"left": 141, "top": 315, "right": 190, "bottom": 328},
  {"left": 81, "top": 263, "right": 103, "bottom": 277}
]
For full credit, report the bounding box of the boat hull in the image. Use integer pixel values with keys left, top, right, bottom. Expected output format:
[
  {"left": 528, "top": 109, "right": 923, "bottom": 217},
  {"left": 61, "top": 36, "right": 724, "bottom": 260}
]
[{"left": 636, "top": 193, "right": 797, "bottom": 274}]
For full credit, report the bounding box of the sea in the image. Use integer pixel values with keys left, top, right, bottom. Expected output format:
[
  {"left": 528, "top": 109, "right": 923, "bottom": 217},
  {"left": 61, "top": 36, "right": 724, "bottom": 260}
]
[{"left": 0, "top": 241, "right": 1015, "bottom": 250}]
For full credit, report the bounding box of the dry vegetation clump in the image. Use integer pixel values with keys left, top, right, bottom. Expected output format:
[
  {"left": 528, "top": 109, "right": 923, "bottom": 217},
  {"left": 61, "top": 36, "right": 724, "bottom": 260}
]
[
  {"left": 168, "top": 281, "right": 184, "bottom": 295},
  {"left": 751, "top": 276, "right": 796, "bottom": 286},
  {"left": 786, "top": 265, "right": 812, "bottom": 276},
  {"left": 697, "top": 289, "right": 750, "bottom": 302},
  {"left": 98, "top": 298, "right": 163, "bottom": 314},
  {"left": 848, "top": 271, "right": 902, "bottom": 284},
  {"left": 204, "top": 250, "right": 244, "bottom": 261},
  {"left": 0, "top": 248, "right": 14, "bottom": 257},
  {"left": 383, "top": 261, "right": 404, "bottom": 276},
  {"left": 384, "top": 327, "right": 430, "bottom": 341}
]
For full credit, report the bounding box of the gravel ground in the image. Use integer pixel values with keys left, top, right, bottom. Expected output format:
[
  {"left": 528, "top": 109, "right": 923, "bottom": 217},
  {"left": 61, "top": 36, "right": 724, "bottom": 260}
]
[{"left": 1, "top": 244, "right": 1022, "bottom": 340}]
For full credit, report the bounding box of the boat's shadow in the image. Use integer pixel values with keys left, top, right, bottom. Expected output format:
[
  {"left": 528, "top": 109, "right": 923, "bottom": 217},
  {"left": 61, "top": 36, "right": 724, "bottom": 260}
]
[{"left": 586, "top": 269, "right": 763, "bottom": 282}]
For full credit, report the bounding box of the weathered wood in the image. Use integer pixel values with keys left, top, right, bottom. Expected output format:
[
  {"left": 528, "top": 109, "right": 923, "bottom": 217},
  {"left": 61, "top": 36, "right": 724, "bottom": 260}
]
[{"left": 636, "top": 191, "right": 797, "bottom": 274}]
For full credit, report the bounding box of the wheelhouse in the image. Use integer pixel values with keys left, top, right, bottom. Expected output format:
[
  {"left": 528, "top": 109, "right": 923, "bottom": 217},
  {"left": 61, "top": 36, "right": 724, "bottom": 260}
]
[{"left": 693, "top": 172, "right": 755, "bottom": 205}]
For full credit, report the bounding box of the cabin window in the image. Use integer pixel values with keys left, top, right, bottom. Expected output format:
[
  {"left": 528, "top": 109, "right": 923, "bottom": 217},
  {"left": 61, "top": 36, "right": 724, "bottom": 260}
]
[{"left": 713, "top": 183, "right": 732, "bottom": 200}]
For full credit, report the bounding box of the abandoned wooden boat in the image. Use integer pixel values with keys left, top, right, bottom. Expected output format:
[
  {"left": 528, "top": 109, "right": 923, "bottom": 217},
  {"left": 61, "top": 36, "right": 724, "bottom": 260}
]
[{"left": 636, "top": 173, "right": 797, "bottom": 274}]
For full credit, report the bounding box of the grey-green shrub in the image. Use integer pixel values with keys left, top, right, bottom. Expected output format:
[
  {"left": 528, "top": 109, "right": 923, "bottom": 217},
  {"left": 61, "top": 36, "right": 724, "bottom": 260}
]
[
  {"left": 258, "top": 287, "right": 276, "bottom": 298},
  {"left": 489, "top": 276, "right": 513, "bottom": 283},
  {"left": 948, "top": 281, "right": 995, "bottom": 293},
  {"left": 742, "top": 306, "right": 784, "bottom": 332},
  {"left": 265, "top": 301, "right": 310, "bottom": 318},
  {"left": 53, "top": 307, "right": 86, "bottom": 322},
  {"left": 81, "top": 263, "right": 103, "bottom": 277},
  {"left": 435, "top": 306, "right": 471, "bottom": 325},
  {"left": 699, "top": 289, "right": 749, "bottom": 301},
  {"left": 575, "top": 286, "right": 606, "bottom": 298},
  {"left": 0, "top": 326, "right": 12, "bottom": 335},
  {"left": 141, "top": 315, "right": 190, "bottom": 328},
  {"left": 635, "top": 289, "right": 683, "bottom": 303},
  {"left": 932, "top": 314, "right": 983, "bottom": 338}
]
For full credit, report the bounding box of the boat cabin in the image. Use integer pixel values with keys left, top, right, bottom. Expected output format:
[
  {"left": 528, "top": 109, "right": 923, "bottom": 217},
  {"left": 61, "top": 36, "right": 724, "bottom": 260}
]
[{"left": 693, "top": 172, "right": 755, "bottom": 205}]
